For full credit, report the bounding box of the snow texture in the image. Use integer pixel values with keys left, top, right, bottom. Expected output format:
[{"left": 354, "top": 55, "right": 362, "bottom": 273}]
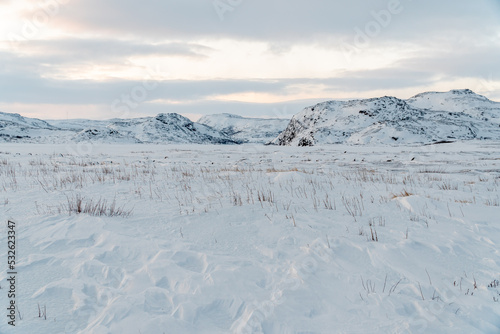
[{"left": 0, "top": 142, "right": 499, "bottom": 333}]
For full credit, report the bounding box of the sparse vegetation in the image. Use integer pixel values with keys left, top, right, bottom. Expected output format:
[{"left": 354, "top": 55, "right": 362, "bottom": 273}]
[
  {"left": 391, "top": 189, "right": 413, "bottom": 199},
  {"left": 1, "top": 143, "right": 499, "bottom": 333},
  {"left": 60, "top": 194, "right": 133, "bottom": 217}
]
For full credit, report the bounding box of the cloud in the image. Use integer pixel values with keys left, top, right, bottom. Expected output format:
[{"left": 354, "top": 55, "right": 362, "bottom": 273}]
[
  {"left": 48, "top": 0, "right": 500, "bottom": 43},
  {"left": 394, "top": 47, "right": 500, "bottom": 79},
  {"left": 0, "top": 68, "right": 288, "bottom": 104},
  {"left": 0, "top": 64, "right": 485, "bottom": 106},
  {"left": 6, "top": 39, "right": 211, "bottom": 63},
  {"left": 0, "top": 0, "right": 499, "bottom": 119}
]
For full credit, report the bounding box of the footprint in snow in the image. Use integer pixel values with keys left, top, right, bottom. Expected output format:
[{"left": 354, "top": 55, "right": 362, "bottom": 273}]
[{"left": 172, "top": 251, "right": 208, "bottom": 273}]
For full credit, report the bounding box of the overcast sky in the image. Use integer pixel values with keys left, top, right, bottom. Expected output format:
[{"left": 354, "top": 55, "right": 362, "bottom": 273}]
[{"left": 1, "top": 0, "right": 499, "bottom": 121}]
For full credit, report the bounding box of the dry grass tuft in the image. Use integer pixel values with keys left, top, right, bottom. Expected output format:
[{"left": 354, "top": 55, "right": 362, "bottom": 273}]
[
  {"left": 60, "top": 194, "right": 132, "bottom": 217},
  {"left": 391, "top": 189, "right": 413, "bottom": 199}
]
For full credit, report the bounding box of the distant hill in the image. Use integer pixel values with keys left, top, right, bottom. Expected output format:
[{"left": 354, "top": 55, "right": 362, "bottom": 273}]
[
  {"left": 2, "top": 89, "right": 500, "bottom": 145},
  {"left": 0, "top": 112, "right": 239, "bottom": 144},
  {"left": 198, "top": 113, "right": 289, "bottom": 143}
]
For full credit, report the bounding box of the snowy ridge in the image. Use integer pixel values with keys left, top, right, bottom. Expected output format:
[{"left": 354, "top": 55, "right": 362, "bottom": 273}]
[
  {"left": 2, "top": 89, "right": 500, "bottom": 145},
  {"left": 0, "top": 112, "right": 239, "bottom": 144},
  {"left": 198, "top": 113, "right": 289, "bottom": 143},
  {"left": 0, "top": 112, "right": 54, "bottom": 129},
  {"left": 272, "top": 89, "right": 500, "bottom": 146},
  {"left": 407, "top": 89, "right": 500, "bottom": 122},
  {"left": 107, "top": 113, "right": 238, "bottom": 144},
  {"left": 48, "top": 119, "right": 112, "bottom": 131},
  {"left": 0, "top": 112, "right": 62, "bottom": 142}
]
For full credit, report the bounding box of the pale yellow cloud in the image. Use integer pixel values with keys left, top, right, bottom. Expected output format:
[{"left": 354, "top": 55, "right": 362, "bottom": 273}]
[
  {"left": 16, "top": 36, "right": 415, "bottom": 84},
  {"left": 128, "top": 39, "right": 411, "bottom": 82}
]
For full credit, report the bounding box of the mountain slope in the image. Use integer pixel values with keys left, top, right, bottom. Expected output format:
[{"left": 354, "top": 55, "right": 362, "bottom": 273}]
[
  {"left": 272, "top": 90, "right": 500, "bottom": 146},
  {"left": 407, "top": 89, "right": 500, "bottom": 122},
  {"left": 0, "top": 112, "right": 54, "bottom": 129},
  {"left": 198, "top": 113, "right": 289, "bottom": 143},
  {"left": 47, "top": 119, "right": 112, "bottom": 131},
  {"left": 107, "top": 113, "right": 238, "bottom": 144},
  {"left": 73, "top": 128, "right": 141, "bottom": 143},
  {"left": 0, "top": 111, "right": 70, "bottom": 142}
]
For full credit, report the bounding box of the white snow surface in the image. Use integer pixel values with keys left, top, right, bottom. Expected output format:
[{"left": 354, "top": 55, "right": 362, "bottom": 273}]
[
  {"left": 0, "top": 142, "right": 499, "bottom": 333},
  {"left": 198, "top": 113, "right": 289, "bottom": 143},
  {"left": 273, "top": 89, "right": 500, "bottom": 146}
]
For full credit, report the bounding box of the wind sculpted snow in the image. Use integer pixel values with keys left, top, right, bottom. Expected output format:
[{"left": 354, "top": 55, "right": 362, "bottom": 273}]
[{"left": 0, "top": 142, "right": 499, "bottom": 333}]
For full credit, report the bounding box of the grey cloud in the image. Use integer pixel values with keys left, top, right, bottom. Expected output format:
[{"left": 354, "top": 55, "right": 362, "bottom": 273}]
[
  {"left": 50, "top": 0, "right": 499, "bottom": 43},
  {"left": 2, "top": 0, "right": 500, "bottom": 118},
  {"left": 137, "top": 100, "right": 317, "bottom": 119},
  {"left": 0, "top": 71, "right": 287, "bottom": 104},
  {"left": 0, "top": 66, "right": 457, "bottom": 106},
  {"left": 394, "top": 46, "right": 500, "bottom": 78},
  {"left": 9, "top": 39, "right": 211, "bottom": 65}
]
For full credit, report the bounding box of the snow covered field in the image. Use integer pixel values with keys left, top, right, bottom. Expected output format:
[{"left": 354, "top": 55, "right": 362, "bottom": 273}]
[{"left": 0, "top": 142, "right": 499, "bottom": 333}]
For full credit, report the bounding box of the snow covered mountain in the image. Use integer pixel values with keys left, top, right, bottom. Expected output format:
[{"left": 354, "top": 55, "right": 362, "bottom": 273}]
[
  {"left": 0, "top": 112, "right": 238, "bottom": 144},
  {"left": 106, "top": 113, "right": 238, "bottom": 144},
  {"left": 48, "top": 118, "right": 112, "bottom": 132},
  {"left": 2, "top": 89, "right": 500, "bottom": 146},
  {"left": 272, "top": 89, "right": 500, "bottom": 146},
  {"left": 198, "top": 113, "right": 289, "bottom": 143},
  {"left": 0, "top": 112, "right": 58, "bottom": 142}
]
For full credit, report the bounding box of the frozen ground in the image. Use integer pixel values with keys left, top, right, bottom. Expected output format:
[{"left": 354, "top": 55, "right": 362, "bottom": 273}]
[{"left": 0, "top": 142, "right": 499, "bottom": 333}]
